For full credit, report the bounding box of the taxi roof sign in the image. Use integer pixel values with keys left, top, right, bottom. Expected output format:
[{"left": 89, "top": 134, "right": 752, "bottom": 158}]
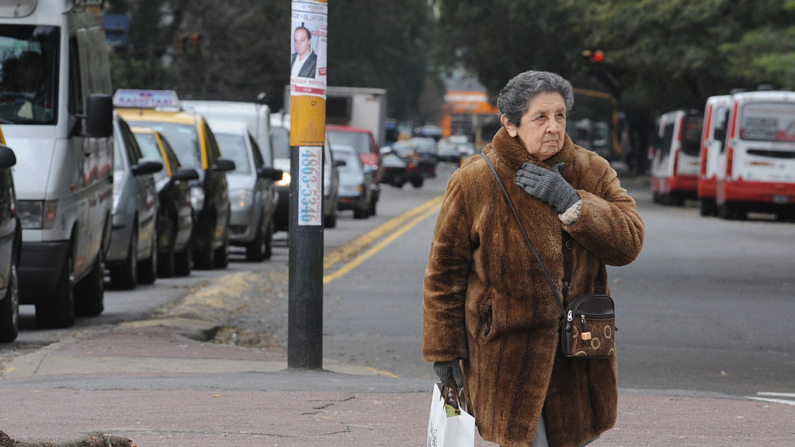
[{"left": 113, "top": 89, "right": 181, "bottom": 109}]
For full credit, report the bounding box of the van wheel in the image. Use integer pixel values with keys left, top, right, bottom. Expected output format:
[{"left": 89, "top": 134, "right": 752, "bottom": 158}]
[
  {"left": 174, "top": 243, "right": 192, "bottom": 276},
  {"left": 75, "top": 255, "right": 104, "bottom": 317},
  {"left": 0, "top": 264, "right": 19, "bottom": 342},
  {"left": 35, "top": 252, "right": 75, "bottom": 329},
  {"left": 699, "top": 199, "right": 716, "bottom": 217},
  {"left": 246, "top": 216, "right": 267, "bottom": 263},
  {"left": 111, "top": 229, "right": 137, "bottom": 289},
  {"left": 138, "top": 229, "right": 157, "bottom": 285}
]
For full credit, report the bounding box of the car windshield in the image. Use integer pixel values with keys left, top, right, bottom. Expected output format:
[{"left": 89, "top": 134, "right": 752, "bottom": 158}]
[
  {"left": 272, "top": 126, "right": 290, "bottom": 159},
  {"left": 133, "top": 133, "right": 168, "bottom": 182},
  {"left": 328, "top": 131, "right": 371, "bottom": 155},
  {"left": 215, "top": 133, "right": 251, "bottom": 174},
  {"left": 332, "top": 149, "right": 362, "bottom": 175},
  {"left": 0, "top": 25, "right": 59, "bottom": 125},
  {"left": 392, "top": 142, "right": 415, "bottom": 157},
  {"left": 127, "top": 121, "right": 201, "bottom": 169}
]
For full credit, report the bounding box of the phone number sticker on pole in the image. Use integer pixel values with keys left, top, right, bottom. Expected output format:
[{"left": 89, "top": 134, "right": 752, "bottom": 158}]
[{"left": 298, "top": 146, "right": 323, "bottom": 226}]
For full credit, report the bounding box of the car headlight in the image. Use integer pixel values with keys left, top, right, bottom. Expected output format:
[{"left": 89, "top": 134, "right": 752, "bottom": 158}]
[
  {"left": 18, "top": 200, "right": 57, "bottom": 229},
  {"left": 190, "top": 187, "right": 205, "bottom": 212},
  {"left": 231, "top": 189, "right": 254, "bottom": 210},
  {"left": 276, "top": 172, "right": 291, "bottom": 187}
]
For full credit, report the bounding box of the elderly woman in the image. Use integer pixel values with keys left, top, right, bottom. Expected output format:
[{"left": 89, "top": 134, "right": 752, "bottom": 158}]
[{"left": 423, "top": 70, "right": 644, "bottom": 447}]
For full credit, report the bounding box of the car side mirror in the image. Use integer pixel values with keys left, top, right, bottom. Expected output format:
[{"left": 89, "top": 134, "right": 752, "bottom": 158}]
[
  {"left": 132, "top": 160, "right": 163, "bottom": 176},
  {"left": 85, "top": 94, "right": 113, "bottom": 138},
  {"left": 333, "top": 159, "right": 346, "bottom": 168},
  {"left": 379, "top": 146, "right": 393, "bottom": 155},
  {"left": 172, "top": 167, "right": 200, "bottom": 181},
  {"left": 214, "top": 158, "right": 236, "bottom": 172},
  {"left": 257, "top": 166, "right": 283, "bottom": 181},
  {"left": 0, "top": 145, "right": 16, "bottom": 168}
]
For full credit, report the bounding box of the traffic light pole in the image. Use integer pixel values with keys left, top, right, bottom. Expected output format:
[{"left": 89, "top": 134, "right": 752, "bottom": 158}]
[{"left": 287, "top": 0, "right": 328, "bottom": 370}]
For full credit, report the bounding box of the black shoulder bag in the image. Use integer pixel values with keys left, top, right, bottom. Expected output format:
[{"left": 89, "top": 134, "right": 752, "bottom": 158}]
[{"left": 480, "top": 153, "right": 616, "bottom": 359}]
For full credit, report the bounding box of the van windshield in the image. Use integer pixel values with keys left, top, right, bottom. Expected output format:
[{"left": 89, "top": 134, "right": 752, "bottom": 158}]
[
  {"left": 127, "top": 121, "right": 202, "bottom": 169},
  {"left": 740, "top": 102, "right": 795, "bottom": 142},
  {"left": 0, "top": 25, "right": 59, "bottom": 125},
  {"left": 682, "top": 116, "right": 704, "bottom": 156}
]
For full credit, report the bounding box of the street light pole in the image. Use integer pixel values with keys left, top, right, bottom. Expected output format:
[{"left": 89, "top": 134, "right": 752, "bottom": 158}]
[{"left": 287, "top": 0, "right": 328, "bottom": 370}]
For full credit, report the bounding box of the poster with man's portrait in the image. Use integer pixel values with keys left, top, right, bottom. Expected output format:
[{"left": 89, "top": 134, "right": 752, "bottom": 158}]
[{"left": 290, "top": 1, "right": 327, "bottom": 99}]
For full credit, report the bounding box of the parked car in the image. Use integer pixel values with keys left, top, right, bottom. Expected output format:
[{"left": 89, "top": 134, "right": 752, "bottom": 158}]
[
  {"left": 270, "top": 113, "right": 341, "bottom": 229},
  {"left": 331, "top": 145, "right": 374, "bottom": 219},
  {"left": 106, "top": 114, "right": 162, "bottom": 289},
  {"left": 410, "top": 136, "right": 438, "bottom": 178},
  {"left": 131, "top": 127, "right": 199, "bottom": 277},
  {"left": 208, "top": 120, "right": 283, "bottom": 262},
  {"left": 436, "top": 140, "right": 462, "bottom": 163},
  {"left": 383, "top": 141, "right": 425, "bottom": 188},
  {"left": 4, "top": 7, "right": 114, "bottom": 329},
  {"left": 0, "top": 140, "right": 21, "bottom": 343},
  {"left": 327, "top": 124, "right": 380, "bottom": 215},
  {"left": 115, "top": 90, "right": 236, "bottom": 270}
]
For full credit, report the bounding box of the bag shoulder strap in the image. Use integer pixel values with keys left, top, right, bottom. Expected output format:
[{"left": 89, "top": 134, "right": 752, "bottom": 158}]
[{"left": 479, "top": 153, "right": 566, "bottom": 316}]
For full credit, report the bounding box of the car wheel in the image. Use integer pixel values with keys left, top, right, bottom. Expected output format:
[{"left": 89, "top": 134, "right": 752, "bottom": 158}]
[
  {"left": 138, "top": 228, "right": 158, "bottom": 285},
  {"left": 158, "top": 223, "right": 177, "bottom": 278},
  {"left": 246, "top": 217, "right": 266, "bottom": 263},
  {"left": 353, "top": 204, "right": 367, "bottom": 219},
  {"left": 0, "top": 264, "right": 19, "bottom": 342},
  {"left": 369, "top": 197, "right": 377, "bottom": 216},
  {"left": 111, "top": 229, "right": 137, "bottom": 290},
  {"left": 75, "top": 254, "right": 104, "bottom": 317},
  {"left": 174, "top": 242, "right": 192, "bottom": 276},
  {"left": 35, "top": 251, "right": 75, "bottom": 329},
  {"left": 411, "top": 177, "right": 424, "bottom": 188},
  {"left": 263, "top": 219, "right": 273, "bottom": 260},
  {"left": 194, "top": 215, "right": 216, "bottom": 270},
  {"left": 214, "top": 226, "right": 230, "bottom": 269},
  {"left": 324, "top": 207, "right": 337, "bottom": 229}
]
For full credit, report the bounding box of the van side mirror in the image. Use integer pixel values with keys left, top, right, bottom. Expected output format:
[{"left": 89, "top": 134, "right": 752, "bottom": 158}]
[
  {"left": 172, "top": 167, "right": 200, "bottom": 181},
  {"left": 85, "top": 94, "right": 113, "bottom": 138},
  {"left": 214, "top": 158, "right": 236, "bottom": 172},
  {"left": 0, "top": 145, "right": 16, "bottom": 169},
  {"left": 257, "top": 166, "right": 283, "bottom": 181},
  {"left": 132, "top": 160, "right": 163, "bottom": 176}
]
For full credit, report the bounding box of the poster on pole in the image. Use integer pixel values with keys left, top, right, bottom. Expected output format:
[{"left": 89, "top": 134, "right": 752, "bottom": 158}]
[
  {"left": 290, "top": 1, "right": 328, "bottom": 99},
  {"left": 298, "top": 146, "right": 323, "bottom": 226}
]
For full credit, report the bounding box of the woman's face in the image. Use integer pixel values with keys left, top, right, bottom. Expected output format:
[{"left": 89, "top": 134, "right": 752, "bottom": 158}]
[{"left": 500, "top": 92, "right": 567, "bottom": 160}]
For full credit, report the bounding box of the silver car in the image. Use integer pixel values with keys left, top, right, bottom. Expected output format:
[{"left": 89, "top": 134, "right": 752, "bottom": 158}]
[
  {"left": 106, "top": 114, "right": 162, "bottom": 289},
  {"left": 208, "top": 121, "right": 282, "bottom": 262}
]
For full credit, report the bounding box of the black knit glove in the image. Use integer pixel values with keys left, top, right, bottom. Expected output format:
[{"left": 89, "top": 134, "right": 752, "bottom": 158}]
[
  {"left": 433, "top": 360, "right": 463, "bottom": 388},
  {"left": 516, "top": 162, "right": 580, "bottom": 213}
]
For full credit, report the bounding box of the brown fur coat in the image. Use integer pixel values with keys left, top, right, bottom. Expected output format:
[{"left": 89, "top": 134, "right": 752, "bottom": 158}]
[{"left": 423, "top": 127, "right": 644, "bottom": 446}]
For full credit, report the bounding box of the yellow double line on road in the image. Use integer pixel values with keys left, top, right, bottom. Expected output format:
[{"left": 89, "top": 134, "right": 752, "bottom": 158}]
[{"left": 322, "top": 194, "right": 444, "bottom": 284}]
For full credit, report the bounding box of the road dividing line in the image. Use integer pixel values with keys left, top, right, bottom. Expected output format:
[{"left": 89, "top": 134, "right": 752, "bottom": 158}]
[
  {"left": 322, "top": 194, "right": 444, "bottom": 271},
  {"left": 756, "top": 392, "right": 795, "bottom": 398},
  {"left": 746, "top": 397, "right": 795, "bottom": 406},
  {"left": 323, "top": 201, "right": 442, "bottom": 284}
]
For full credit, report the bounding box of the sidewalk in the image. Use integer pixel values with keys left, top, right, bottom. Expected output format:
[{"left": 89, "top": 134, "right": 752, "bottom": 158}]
[{"left": 1, "top": 318, "right": 793, "bottom": 447}]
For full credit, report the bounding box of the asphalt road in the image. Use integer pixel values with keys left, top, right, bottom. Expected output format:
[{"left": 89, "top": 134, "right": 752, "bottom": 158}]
[{"left": 2, "top": 160, "right": 794, "bottom": 403}]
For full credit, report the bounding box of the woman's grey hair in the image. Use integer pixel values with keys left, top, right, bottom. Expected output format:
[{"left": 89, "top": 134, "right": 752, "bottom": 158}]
[{"left": 497, "top": 71, "right": 574, "bottom": 126}]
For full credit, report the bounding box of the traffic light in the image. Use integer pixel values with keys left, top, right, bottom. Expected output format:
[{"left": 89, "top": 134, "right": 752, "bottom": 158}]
[
  {"left": 178, "top": 34, "right": 188, "bottom": 55},
  {"left": 191, "top": 33, "right": 202, "bottom": 54},
  {"left": 581, "top": 50, "right": 605, "bottom": 65}
]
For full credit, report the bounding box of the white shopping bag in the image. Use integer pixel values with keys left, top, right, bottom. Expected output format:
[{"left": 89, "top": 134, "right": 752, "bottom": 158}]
[{"left": 427, "top": 382, "right": 475, "bottom": 447}]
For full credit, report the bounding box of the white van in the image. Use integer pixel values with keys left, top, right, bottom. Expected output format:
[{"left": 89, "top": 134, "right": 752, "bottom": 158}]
[
  {"left": 0, "top": 0, "right": 114, "bottom": 328},
  {"left": 650, "top": 109, "right": 704, "bottom": 206},
  {"left": 714, "top": 91, "right": 795, "bottom": 220},
  {"left": 697, "top": 95, "right": 731, "bottom": 216}
]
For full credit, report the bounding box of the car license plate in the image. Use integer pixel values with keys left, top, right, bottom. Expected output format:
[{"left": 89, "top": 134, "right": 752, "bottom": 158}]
[{"left": 773, "top": 195, "right": 789, "bottom": 204}]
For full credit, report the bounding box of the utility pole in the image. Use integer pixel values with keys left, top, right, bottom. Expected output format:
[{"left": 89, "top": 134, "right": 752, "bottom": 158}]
[{"left": 288, "top": 0, "right": 328, "bottom": 370}]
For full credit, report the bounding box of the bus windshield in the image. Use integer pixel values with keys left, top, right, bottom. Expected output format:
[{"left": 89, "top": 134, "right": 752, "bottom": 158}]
[
  {"left": 681, "top": 116, "right": 704, "bottom": 156},
  {"left": 740, "top": 102, "right": 795, "bottom": 142},
  {"left": 0, "top": 25, "right": 60, "bottom": 125}
]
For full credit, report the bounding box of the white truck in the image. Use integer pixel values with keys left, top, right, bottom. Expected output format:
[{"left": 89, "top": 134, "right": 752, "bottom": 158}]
[{"left": 0, "top": 0, "right": 115, "bottom": 328}]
